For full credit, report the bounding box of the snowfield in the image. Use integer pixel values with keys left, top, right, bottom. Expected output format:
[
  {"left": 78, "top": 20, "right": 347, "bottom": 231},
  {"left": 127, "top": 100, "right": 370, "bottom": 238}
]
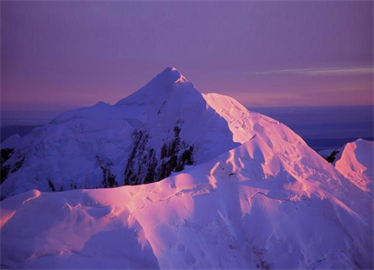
[{"left": 0, "top": 67, "right": 373, "bottom": 269}]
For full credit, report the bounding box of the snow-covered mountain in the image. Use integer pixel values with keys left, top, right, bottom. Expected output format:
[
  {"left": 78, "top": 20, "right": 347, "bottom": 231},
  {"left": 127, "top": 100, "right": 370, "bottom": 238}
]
[
  {"left": 5, "top": 67, "right": 354, "bottom": 201},
  {"left": 1, "top": 67, "right": 373, "bottom": 269},
  {"left": 1, "top": 67, "right": 251, "bottom": 199},
  {"left": 325, "top": 139, "right": 373, "bottom": 193},
  {"left": 1, "top": 136, "right": 373, "bottom": 269}
]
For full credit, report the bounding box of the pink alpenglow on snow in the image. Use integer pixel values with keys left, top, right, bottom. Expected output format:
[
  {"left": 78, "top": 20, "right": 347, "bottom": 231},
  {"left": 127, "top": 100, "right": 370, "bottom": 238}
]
[
  {"left": 331, "top": 139, "right": 374, "bottom": 192},
  {"left": 0, "top": 68, "right": 373, "bottom": 269}
]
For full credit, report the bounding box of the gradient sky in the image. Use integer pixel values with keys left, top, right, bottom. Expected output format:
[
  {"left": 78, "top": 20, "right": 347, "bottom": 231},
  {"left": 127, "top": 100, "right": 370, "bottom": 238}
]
[{"left": 1, "top": 1, "right": 373, "bottom": 111}]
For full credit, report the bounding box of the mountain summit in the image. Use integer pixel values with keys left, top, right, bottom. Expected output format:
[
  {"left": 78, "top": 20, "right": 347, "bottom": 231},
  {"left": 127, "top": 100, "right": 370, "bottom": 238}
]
[{"left": 116, "top": 67, "right": 189, "bottom": 108}]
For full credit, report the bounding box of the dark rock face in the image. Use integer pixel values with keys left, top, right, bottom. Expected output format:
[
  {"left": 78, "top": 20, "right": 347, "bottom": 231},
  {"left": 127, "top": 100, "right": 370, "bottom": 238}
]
[
  {"left": 96, "top": 156, "right": 119, "bottom": 188},
  {"left": 124, "top": 130, "right": 151, "bottom": 185},
  {"left": 326, "top": 150, "right": 340, "bottom": 163},
  {"left": 101, "top": 165, "right": 118, "bottom": 188},
  {"left": 0, "top": 148, "right": 14, "bottom": 184},
  {"left": 47, "top": 178, "right": 56, "bottom": 192},
  {"left": 0, "top": 126, "right": 195, "bottom": 193},
  {"left": 124, "top": 126, "right": 195, "bottom": 185},
  {"left": 1, "top": 148, "right": 24, "bottom": 185},
  {"left": 11, "top": 157, "right": 25, "bottom": 174}
]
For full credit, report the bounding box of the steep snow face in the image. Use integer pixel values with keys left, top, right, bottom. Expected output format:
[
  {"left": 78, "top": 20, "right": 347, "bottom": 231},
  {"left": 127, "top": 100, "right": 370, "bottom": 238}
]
[
  {"left": 329, "top": 139, "right": 373, "bottom": 193},
  {"left": 1, "top": 67, "right": 248, "bottom": 199},
  {"left": 203, "top": 93, "right": 266, "bottom": 144},
  {"left": 1, "top": 137, "right": 373, "bottom": 269}
]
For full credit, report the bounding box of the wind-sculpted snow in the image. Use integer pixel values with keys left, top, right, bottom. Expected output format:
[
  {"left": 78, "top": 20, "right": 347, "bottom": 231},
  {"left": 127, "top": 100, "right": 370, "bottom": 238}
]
[
  {"left": 326, "top": 139, "right": 373, "bottom": 193},
  {"left": 1, "top": 136, "right": 373, "bottom": 269}
]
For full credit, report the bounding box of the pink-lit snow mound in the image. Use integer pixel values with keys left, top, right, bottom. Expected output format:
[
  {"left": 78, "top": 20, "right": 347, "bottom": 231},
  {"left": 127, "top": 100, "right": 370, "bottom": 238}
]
[{"left": 333, "top": 139, "right": 374, "bottom": 192}]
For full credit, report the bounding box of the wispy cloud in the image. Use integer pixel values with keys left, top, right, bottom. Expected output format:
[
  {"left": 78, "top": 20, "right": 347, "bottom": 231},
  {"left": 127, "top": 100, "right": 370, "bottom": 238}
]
[{"left": 253, "top": 66, "right": 374, "bottom": 76}]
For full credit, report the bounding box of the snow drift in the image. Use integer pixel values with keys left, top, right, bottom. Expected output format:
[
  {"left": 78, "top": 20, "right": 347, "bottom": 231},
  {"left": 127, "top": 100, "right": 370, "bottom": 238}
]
[{"left": 325, "top": 139, "right": 373, "bottom": 193}]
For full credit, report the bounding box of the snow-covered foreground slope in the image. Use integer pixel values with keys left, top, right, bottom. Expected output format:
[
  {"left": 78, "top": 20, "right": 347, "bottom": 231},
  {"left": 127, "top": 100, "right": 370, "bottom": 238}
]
[
  {"left": 1, "top": 123, "right": 373, "bottom": 269},
  {"left": 0, "top": 145, "right": 372, "bottom": 269},
  {"left": 325, "top": 139, "right": 373, "bottom": 193}
]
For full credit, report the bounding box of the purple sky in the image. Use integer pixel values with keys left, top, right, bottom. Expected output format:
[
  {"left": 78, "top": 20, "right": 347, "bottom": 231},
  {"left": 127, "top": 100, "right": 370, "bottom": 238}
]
[{"left": 1, "top": 1, "right": 373, "bottom": 111}]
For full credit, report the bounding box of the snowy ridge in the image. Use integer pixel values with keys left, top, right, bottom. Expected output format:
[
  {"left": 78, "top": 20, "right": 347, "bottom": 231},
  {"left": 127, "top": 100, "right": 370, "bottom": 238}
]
[{"left": 0, "top": 138, "right": 373, "bottom": 269}]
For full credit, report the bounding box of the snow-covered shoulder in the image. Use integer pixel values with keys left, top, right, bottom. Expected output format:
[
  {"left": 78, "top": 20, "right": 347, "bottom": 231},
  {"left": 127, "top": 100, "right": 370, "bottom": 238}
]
[{"left": 333, "top": 139, "right": 374, "bottom": 192}]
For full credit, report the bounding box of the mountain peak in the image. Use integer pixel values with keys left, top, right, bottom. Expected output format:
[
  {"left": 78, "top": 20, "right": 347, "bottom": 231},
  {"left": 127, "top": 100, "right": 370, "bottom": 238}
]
[
  {"left": 158, "top": 66, "right": 187, "bottom": 84},
  {"left": 115, "top": 67, "right": 193, "bottom": 107}
]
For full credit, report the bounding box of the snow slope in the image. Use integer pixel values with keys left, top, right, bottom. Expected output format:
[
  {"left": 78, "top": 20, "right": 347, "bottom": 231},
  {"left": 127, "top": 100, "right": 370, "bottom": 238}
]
[
  {"left": 325, "top": 139, "right": 373, "bottom": 193},
  {"left": 1, "top": 67, "right": 248, "bottom": 199},
  {"left": 1, "top": 136, "right": 373, "bottom": 269}
]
